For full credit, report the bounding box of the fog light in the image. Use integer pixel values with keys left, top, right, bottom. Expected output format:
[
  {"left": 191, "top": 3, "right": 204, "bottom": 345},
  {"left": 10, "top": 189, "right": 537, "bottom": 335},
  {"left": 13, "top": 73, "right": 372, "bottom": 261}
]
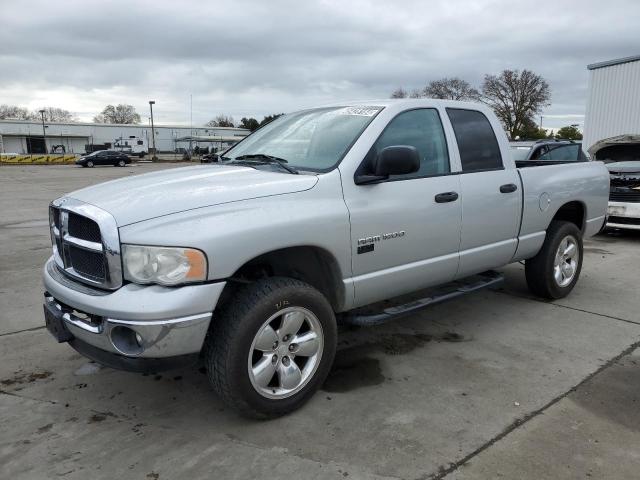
[{"left": 110, "top": 326, "right": 144, "bottom": 356}]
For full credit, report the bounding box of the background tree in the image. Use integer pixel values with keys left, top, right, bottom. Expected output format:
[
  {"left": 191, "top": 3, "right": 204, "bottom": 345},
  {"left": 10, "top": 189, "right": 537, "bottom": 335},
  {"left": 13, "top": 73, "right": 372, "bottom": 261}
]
[
  {"left": 390, "top": 87, "right": 408, "bottom": 99},
  {"left": 239, "top": 117, "right": 260, "bottom": 131},
  {"left": 555, "top": 125, "right": 583, "bottom": 140},
  {"left": 206, "top": 114, "right": 235, "bottom": 127},
  {"left": 423, "top": 77, "right": 480, "bottom": 101},
  {"left": 36, "top": 107, "right": 76, "bottom": 122},
  {"left": 93, "top": 104, "right": 141, "bottom": 124},
  {"left": 259, "top": 113, "right": 284, "bottom": 127},
  {"left": 514, "top": 117, "right": 549, "bottom": 140},
  {"left": 482, "top": 69, "right": 551, "bottom": 140},
  {"left": 0, "top": 104, "right": 32, "bottom": 120}
]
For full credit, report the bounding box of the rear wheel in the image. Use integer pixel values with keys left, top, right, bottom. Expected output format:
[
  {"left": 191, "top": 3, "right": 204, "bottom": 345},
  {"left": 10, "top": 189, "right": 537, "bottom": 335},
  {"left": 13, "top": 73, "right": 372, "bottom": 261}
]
[
  {"left": 117, "top": 159, "right": 126, "bottom": 167},
  {"left": 525, "top": 221, "right": 583, "bottom": 299},
  {"left": 205, "top": 277, "right": 337, "bottom": 418}
]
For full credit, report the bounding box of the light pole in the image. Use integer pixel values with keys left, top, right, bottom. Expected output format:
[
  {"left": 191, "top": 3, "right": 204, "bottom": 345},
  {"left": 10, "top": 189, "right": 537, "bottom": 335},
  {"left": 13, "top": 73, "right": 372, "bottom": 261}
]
[
  {"left": 149, "top": 101, "right": 157, "bottom": 160},
  {"left": 39, "top": 109, "right": 47, "bottom": 154}
]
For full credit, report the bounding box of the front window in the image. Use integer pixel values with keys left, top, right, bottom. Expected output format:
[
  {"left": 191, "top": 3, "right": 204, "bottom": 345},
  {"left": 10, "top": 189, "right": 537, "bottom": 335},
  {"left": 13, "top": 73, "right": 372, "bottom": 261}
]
[{"left": 223, "top": 106, "right": 382, "bottom": 172}]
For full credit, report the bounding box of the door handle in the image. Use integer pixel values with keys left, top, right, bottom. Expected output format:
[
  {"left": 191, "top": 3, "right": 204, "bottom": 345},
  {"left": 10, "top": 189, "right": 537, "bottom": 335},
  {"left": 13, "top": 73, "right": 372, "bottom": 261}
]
[
  {"left": 500, "top": 183, "right": 518, "bottom": 193},
  {"left": 434, "top": 191, "right": 459, "bottom": 203}
]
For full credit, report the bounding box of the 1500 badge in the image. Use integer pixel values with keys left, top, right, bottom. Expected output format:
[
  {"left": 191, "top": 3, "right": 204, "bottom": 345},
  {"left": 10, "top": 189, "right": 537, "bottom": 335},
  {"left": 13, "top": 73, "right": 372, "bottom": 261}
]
[{"left": 357, "top": 231, "right": 405, "bottom": 254}]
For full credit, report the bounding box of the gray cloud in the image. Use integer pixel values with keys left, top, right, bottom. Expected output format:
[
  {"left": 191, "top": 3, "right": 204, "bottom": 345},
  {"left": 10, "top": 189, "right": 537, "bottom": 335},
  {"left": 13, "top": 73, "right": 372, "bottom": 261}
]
[{"left": 1, "top": 0, "right": 638, "bottom": 129}]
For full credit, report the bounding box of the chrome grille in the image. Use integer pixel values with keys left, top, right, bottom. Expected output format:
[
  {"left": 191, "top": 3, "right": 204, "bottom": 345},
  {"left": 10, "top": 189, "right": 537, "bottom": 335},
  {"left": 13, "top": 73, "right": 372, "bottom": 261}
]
[
  {"left": 610, "top": 176, "right": 640, "bottom": 203},
  {"left": 49, "top": 198, "right": 122, "bottom": 290}
]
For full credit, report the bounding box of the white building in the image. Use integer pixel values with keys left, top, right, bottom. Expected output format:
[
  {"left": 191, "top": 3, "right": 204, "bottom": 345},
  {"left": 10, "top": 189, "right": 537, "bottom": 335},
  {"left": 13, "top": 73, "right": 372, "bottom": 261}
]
[
  {"left": 0, "top": 120, "right": 250, "bottom": 155},
  {"left": 583, "top": 54, "right": 640, "bottom": 161}
]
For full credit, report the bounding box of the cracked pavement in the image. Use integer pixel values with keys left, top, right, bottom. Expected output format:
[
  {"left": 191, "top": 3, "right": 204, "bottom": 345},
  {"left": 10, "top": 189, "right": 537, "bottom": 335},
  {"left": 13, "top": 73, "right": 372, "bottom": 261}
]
[{"left": 1, "top": 164, "right": 639, "bottom": 479}]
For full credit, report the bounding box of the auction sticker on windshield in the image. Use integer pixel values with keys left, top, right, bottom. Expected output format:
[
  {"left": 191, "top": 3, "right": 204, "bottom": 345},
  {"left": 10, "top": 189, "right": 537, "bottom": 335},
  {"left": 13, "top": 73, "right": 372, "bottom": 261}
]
[{"left": 335, "top": 106, "right": 382, "bottom": 116}]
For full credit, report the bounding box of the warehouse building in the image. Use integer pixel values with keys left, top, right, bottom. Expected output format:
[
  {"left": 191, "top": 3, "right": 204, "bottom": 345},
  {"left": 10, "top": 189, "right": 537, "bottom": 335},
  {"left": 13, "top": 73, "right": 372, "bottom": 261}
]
[
  {"left": 0, "top": 120, "right": 250, "bottom": 155},
  {"left": 583, "top": 54, "right": 640, "bottom": 161}
]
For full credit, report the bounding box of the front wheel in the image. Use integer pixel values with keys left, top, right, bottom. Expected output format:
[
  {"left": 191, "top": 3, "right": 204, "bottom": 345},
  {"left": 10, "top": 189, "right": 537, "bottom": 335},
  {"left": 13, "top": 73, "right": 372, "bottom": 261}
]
[
  {"left": 525, "top": 220, "right": 583, "bottom": 299},
  {"left": 117, "top": 159, "right": 126, "bottom": 167},
  {"left": 205, "top": 277, "right": 337, "bottom": 418},
  {"left": 86, "top": 160, "right": 94, "bottom": 168}
]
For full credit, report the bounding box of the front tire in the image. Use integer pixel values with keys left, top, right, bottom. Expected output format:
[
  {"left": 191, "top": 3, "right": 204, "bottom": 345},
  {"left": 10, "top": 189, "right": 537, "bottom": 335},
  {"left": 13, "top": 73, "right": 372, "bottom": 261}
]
[
  {"left": 525, "top": 221, "right": 583, "bottom": 299},
  {"left": 117, "top": 159, "right": 126, "bottom": 167},
  {"left": 86, "top": 160, "right": 94, "bottom": 168},
  {"left": 205, "top": 277, "right": 337, "bottom": 418}
]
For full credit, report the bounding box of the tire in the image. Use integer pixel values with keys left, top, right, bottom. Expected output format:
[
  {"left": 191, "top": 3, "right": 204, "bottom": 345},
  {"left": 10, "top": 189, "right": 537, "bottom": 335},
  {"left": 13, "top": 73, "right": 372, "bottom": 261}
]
[
  {"left": 86, "top": 160, "right": 94, "bottom": 168},
  {"left": 117, "top": 159, "right": 126, "bottom": 167},
  {"left": 205, "top": 277, "right": 337, "bottom": 418},
  {"left": 525, "top": 220, "right": 583, "bottom": 299}
]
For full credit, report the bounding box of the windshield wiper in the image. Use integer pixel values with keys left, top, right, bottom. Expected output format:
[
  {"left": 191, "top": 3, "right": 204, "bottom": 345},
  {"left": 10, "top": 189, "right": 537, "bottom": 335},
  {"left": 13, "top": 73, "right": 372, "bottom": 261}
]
[{"left": 231, "top": 154, "right": 299, "bottom": 174}]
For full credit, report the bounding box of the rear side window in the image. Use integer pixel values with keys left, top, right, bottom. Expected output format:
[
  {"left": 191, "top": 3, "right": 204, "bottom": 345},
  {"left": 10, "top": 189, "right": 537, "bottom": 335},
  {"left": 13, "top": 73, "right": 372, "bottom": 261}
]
[
  {"left": 363, "top": 108, "right": 450, "bottom": 180},
  {"left": 447, "top": 108, "right": 503, "bottom": 172},
  {"left": 538, "top": 144, "right": 580, "bottom": 161}
]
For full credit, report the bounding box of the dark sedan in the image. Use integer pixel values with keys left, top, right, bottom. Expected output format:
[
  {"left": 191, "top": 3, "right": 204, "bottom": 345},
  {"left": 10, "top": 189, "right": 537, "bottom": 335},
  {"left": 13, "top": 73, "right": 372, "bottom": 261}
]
[{"left": 76, "top": 150, "right": 132, "bottom": 168}]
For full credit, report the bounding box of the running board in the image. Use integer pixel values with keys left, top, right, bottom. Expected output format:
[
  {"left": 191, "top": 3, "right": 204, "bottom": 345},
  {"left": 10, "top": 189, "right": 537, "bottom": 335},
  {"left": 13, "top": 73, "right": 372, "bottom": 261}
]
[{"left": 341, "top": 270, "right": 504, "bottom": 326}]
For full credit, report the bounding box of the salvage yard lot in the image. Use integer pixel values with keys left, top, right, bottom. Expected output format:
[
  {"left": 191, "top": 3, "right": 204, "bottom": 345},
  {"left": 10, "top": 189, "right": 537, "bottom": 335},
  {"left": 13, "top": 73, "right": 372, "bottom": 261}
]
[{"left": 1, "top": 164, "right": 640, "bottom": 479}]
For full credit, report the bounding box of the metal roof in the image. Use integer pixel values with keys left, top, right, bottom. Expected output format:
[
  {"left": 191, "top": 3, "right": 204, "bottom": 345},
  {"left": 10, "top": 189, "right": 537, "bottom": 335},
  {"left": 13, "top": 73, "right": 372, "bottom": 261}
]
[
  {"left": 0, "top": 118, "right": 249, "bottom": 132},
  {"left": 587, "top": 54, "right": 640, "bottom": 70}
]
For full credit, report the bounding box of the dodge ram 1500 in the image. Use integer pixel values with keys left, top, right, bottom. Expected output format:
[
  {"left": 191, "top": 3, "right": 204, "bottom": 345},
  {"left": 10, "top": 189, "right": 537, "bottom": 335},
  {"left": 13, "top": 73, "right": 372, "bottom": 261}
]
[{"left": 43, "top": 100, "right": 609, "bottom": 417}]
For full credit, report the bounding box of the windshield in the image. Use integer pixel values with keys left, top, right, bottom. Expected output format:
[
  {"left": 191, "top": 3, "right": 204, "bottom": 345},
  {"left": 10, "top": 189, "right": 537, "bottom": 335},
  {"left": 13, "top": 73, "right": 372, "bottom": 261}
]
[
  {"left": 510, "top": 146, "right": 532, "bottom": 161},
  {"left": 223, "top": 106, "right": 383, "bottom": 172}
]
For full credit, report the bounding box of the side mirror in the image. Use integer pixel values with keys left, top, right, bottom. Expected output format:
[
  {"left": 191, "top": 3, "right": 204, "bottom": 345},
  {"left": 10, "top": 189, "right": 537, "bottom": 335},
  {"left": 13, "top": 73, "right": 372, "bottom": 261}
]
[
  {"left": 355, "top": 145, "right": 420, "bottom": 184},
  {"left": 374, "top": 145, "right": 420, "bottom": 176}
]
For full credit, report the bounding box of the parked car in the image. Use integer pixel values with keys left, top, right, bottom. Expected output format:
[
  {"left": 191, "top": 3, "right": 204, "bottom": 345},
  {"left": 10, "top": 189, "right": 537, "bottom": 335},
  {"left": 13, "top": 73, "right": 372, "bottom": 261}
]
[
  {"left": 510, "top": 139, "right": 589, "bottom": 164},
  {"left": 200, "top": 153, "right": 219, "bottom": 163},
  {"left": 76, "top": 150, "right": 132, "bottom": 168},
  {"left": 44, "top": 100, "right": 609, "bottom": 418},
  {"left": 604, "top": 161, "right": 640, "bottom": 230}
]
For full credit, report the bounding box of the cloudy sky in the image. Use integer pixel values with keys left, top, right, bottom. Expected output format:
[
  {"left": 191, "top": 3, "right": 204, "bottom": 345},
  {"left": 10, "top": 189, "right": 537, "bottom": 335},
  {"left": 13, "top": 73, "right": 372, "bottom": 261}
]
[{"left": 1, "top": 0, "right": 638, "bottom": 129}]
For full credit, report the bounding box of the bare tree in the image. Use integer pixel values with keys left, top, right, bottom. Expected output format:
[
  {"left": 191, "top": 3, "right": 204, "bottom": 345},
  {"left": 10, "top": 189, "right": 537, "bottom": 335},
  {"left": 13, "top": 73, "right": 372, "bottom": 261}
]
[
  {"left": 390, "top": 87, "right": 408, "bottom": 99},
  {"left": 482, "top": 69, "right": 551, "bottom": 139},
  {"left": 0, "top": 104, "right": 31, "bottom": 120},
  {"left": 206, "top": 115, "right": 235, "bottom": 127},
  {"left": 423, "top": 77, "right": 480, "bottom": 101},
  {"left": 36, "top": 107, "right": 76, "bottom": 122},
  {"left": 93, "top": 104, "right": 141, "bottom": 124}
]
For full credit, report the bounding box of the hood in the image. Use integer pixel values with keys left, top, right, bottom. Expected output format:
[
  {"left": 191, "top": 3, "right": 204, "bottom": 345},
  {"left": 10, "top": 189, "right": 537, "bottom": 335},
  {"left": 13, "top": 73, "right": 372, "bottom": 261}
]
[
  {"left": 68, "top": 165, "right": 318, "bottom": 226},
  {"left": 588, "top": 134, "right": 640, "bottom": 156},
  {"left": 606, "top": 161, "right": 640, "bottom": 175}
]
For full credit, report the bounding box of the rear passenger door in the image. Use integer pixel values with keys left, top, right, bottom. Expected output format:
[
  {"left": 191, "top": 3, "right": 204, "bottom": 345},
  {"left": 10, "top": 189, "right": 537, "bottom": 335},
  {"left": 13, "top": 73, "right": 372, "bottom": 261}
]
[{"left": 446, "top": 108, "right": 521, "bottom": 278}]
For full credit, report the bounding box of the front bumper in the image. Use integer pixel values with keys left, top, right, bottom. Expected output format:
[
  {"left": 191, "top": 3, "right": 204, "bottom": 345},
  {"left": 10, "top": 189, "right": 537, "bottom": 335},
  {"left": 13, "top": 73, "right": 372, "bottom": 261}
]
[
  {"left": 43, "top": 257, "right": 226, "bottom": 363},
  {"left": 607, "top": 201, "right": 640, "bottom": 230}
]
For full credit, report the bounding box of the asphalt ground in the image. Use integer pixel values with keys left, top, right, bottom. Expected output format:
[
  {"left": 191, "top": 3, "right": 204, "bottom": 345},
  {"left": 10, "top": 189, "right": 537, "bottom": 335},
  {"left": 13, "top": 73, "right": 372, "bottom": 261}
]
[{"left": 1, "top": 163, "right": 639, "bottom": 479}]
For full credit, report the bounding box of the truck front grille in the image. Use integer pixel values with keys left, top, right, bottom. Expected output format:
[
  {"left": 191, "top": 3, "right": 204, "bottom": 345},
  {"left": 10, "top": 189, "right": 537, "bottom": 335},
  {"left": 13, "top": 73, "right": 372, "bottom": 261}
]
[
  {"left": 609, "top": 190, "right": 640, "bottom": 202},
  {"left": 49, "top": 199, "right": 122, "bottom": 290},
  {"left": 68, "top": 245, "right": 107, "bottom": 281},
  {"left": 610, "top": 176, "right": 640, "bottom": 203},
  {"left": 68, "top": 212, "right": 102, "bottom": 243}
]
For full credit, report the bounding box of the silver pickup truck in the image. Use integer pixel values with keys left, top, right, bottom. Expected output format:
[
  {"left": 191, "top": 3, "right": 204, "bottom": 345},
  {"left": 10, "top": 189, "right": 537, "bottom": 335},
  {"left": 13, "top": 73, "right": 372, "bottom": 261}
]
[{"left": 43, "top": 100, "right": 609, "bottom": 417}]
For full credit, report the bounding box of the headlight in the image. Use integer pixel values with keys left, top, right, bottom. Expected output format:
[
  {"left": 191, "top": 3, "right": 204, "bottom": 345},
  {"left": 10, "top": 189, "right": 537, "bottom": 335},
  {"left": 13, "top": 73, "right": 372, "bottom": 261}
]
[{"left": 122, "top": 245, "right": 207, "bottom": 286}]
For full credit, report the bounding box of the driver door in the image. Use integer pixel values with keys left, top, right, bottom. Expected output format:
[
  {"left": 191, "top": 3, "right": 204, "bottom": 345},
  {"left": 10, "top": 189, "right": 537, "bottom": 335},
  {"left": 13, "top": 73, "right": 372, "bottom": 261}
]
[{"left": 341, "top": 108, "right": 462, "bottom": 308}]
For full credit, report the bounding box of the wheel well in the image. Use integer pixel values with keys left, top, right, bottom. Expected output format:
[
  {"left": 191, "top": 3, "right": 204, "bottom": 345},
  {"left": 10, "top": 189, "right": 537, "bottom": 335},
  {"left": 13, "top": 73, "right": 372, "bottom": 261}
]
[
  {"left": 552, "top": 201, "right": 585, "bottom": 231},
  {"left": 219, "top": 247, "right": 345, "bottom": 312}
]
